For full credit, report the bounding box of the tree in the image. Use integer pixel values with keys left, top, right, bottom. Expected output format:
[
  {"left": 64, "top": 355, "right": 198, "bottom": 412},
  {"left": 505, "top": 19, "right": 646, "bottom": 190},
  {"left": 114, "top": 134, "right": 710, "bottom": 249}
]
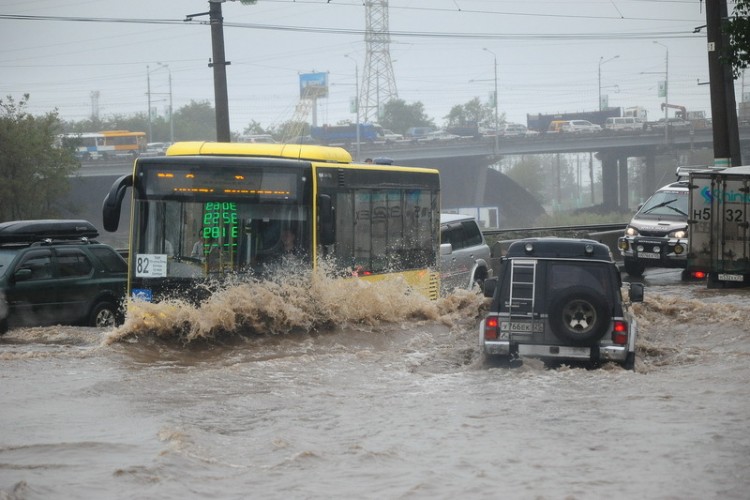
[
  {"left": 378, "top": 99, "right": 434, "bottom": 135},
  {"left": 724, "top": 0, "right": 750, "bottom": 78},
  {"left": 505, "top": 156, "right": 544, "bottom": 201},
  {"left": 241, "top": 119, "right": 267, "bottom": 136},
  {"left": 173, "top": 100, "right": 217, "bottom": 141},
  {"left": 0, "top": 94, "right": 79, "bottom": 220},
  {"left": 444, "top": 97, "right": 496, "bottom": 129}
]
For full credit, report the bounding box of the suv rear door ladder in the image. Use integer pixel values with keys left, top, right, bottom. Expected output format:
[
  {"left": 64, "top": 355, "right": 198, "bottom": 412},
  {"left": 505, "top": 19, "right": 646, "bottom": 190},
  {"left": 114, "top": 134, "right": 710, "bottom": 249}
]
[{"left": 508, "top": 258, "right": 537, "bottom": 318}]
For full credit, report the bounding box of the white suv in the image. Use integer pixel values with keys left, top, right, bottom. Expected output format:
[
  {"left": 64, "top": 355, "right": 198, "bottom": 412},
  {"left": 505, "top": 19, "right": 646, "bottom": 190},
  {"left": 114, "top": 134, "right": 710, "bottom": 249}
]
[{"left": 439, "top": 214, "right": 492, "bottom": 293}]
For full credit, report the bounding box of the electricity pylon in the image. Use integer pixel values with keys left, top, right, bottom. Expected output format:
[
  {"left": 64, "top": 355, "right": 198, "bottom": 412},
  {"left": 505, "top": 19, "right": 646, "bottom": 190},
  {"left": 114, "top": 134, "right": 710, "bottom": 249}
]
[{"left": 359, "top": 0, "right": 398, "bottom": 124}]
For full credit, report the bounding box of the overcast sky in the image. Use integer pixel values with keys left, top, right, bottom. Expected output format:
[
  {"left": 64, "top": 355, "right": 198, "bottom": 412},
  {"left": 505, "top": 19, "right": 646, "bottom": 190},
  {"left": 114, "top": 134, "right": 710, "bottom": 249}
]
[{"left": 1, "top": 0, "right": 744, "bottom": 134}]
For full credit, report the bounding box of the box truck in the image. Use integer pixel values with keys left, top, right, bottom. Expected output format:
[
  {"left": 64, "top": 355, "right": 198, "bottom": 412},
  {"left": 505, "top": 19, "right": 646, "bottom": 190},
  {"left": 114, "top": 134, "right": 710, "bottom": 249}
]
[{"left": 688, "top": 166, "right": 750, "bottom": 288}]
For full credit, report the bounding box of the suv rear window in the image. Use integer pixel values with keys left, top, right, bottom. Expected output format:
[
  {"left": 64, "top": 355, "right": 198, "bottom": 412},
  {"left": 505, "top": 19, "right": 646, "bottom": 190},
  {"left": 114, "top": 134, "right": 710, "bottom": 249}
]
[
  {"left": 548, "top": 261, "right": 611, "bottom": 297},
  {"left": 89, "top": 246, "right": 127, "bottom": 273},
  {"left": 497, "top": 260, "right": 613, "bottom": 314}
]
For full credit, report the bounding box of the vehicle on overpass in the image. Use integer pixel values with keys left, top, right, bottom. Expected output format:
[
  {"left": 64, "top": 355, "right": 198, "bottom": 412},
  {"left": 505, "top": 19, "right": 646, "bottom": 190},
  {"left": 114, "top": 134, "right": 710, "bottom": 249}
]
[
  {"left": 527, "top": 108, "right": 620, "bottom": 133},
  {"left": 562, "top": 120, "right": 602, "bottom": 134},
  {"left": 310, "top": 123, "right": 380, "bottom": 145},
  {"left": 58, "top": 130, "right": 146, "bottom": 161}
]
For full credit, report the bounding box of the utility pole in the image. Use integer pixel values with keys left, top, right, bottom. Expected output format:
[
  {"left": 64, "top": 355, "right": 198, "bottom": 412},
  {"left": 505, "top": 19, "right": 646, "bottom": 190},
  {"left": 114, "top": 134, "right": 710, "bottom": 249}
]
[
  {"left": 653, "top": 41, "right": 669, "bottom": 145},
  {"left": 209, "top": 0, "right": 231, "bottom": 142},
  {"left": 483, "top": 48, "right": 499, "bottom": 154},
  {"left": 147, "top": 65, "right": 153, "bottom": 141},
  {"left": 598, "top": 55, "right": 619, "bottom": 111},
  {"left": 706, "top": 0, "right": 742, "bottom": 167},
  {"left": 345, "top": 54, "right": 361, "bottom": 161}
]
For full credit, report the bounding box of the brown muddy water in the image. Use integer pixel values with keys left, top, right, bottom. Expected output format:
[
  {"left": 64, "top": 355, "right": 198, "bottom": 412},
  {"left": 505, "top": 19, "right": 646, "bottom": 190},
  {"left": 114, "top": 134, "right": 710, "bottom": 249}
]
[{"left": 1, "top": 269, "right": 749, "bottom": 500}]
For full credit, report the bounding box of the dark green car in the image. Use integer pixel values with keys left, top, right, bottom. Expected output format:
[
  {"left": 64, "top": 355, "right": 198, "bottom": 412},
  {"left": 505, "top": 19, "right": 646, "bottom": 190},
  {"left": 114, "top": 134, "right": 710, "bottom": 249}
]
[{"left": 0, "top": 220, "right": 127, "bottom": 334}]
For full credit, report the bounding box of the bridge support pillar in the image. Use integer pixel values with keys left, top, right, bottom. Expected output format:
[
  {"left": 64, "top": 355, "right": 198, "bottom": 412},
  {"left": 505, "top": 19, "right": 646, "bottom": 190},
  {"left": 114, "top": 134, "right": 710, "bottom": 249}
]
[
  {"left": 473, "top": 161, "right": 489, "bottom": 206},
  {"left": 644, "top": 151, "right": 656, "bottom": 200},
  {"left": 618, "top": 156, "right": 629, "bottom": 211},
  {"left": 601, "top": 153, "right": 618, "bottom": 212}
]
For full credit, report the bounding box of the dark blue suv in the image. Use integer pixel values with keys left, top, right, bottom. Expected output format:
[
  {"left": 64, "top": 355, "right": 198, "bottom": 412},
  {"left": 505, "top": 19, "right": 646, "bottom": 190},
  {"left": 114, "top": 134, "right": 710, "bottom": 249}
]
[{"left": 0, "top": 220, "right": 127, "bottom": 334}]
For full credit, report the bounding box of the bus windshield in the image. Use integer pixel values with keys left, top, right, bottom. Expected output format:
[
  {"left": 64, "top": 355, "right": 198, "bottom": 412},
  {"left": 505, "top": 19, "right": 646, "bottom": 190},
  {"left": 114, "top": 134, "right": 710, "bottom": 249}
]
[
  {"left": 134, "top": 200, "right": 309, "bottom": 279},
  {"left": 132, "top": 161, "right": 309, "bottom": 280}
]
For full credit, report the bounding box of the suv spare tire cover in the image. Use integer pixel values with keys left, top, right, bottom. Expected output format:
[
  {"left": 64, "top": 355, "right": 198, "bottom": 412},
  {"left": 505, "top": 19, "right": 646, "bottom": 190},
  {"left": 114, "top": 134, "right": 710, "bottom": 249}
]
[{"left": 548, "top": 286, "right": 611, "bottom": 344}]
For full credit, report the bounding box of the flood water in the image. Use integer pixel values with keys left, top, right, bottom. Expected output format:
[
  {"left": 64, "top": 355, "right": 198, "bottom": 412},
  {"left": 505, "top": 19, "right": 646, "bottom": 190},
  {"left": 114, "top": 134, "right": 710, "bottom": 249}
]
[{"left": 1, "top": 268, "right": 749, "bottom": 499}]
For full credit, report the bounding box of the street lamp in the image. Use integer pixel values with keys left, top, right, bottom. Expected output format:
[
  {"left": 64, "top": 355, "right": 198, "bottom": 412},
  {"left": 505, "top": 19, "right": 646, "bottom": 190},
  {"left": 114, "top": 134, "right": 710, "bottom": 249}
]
[
  {"left": 483, "top": 48, "right": 499, "bottom": 154},
  {"left": 653, "top": 41, "right": 669, "bottom": 142},
  {"left": 344, "top": 54, "right": 361, "bottom": 161},
  {"left": 146, "top": 63, "right": 173, "bottom": 143},
  {"left": 157, "top": 63, "right": 174, "bottom": 143},
  {"left": 598, "top": 55, "right": 619, "bottom": 111}
]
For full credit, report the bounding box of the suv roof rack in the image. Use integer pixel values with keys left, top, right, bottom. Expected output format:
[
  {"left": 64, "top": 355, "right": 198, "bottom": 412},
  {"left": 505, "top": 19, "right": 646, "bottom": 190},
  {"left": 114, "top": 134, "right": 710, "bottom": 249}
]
[
  {"left": 0, "top": 219, "right": 99, "bottom": 244},
  {"left": 506, "top": 237, "right": 613, "bottom": 261}
]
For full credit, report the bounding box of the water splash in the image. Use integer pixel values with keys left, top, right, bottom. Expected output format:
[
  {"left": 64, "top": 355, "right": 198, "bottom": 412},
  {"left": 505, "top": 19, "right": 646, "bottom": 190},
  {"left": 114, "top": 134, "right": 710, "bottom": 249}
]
[{"left": 104, "top": 268, "right": 487, "bottom": 345}]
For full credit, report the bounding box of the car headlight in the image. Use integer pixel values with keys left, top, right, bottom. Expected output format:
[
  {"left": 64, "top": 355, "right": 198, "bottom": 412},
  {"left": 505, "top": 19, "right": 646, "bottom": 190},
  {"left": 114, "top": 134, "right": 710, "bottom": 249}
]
[
  {"left": 670, "top": 229, "right": 687, "bottom": 239},
  {"left": 625, "top": 226, "right": 639, "bottom": 237}
]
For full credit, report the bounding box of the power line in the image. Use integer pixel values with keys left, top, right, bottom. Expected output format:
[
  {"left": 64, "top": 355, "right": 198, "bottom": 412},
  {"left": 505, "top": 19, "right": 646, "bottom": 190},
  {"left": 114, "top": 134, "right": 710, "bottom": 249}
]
[{"left": 0, "top": 14, "right": 704, "bottom": 41}]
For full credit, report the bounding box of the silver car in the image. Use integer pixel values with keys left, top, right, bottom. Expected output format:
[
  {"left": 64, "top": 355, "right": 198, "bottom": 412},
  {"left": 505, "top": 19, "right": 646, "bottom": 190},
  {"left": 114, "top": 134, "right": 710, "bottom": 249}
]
[{"left": 439, "top": 213, "right": 492, "bottom": 292}]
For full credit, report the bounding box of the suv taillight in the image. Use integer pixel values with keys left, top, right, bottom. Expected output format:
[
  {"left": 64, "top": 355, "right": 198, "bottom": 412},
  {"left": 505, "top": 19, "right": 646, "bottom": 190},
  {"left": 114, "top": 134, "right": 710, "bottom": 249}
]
[
  {"left": 612, "top": 320, "right": 628, "bottom": 345},
  {"left": 484, "top": 316, "right": 499, "bottom": 340}
]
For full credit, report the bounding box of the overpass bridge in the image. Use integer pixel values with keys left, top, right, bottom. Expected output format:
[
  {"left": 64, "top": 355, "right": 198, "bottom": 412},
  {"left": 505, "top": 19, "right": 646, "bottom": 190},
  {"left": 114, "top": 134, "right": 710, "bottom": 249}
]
[
  {"left": 351, "top": 126, "right": 750, "bottom": 213},
  {"left": 67, "top": 127, "right": 749, "bottom": 239}
]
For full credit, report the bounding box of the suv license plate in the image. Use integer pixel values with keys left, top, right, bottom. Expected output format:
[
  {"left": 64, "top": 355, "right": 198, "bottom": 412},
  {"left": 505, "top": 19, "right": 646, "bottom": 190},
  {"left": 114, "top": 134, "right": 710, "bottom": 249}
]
[
  {"left": 501, "top": 321, "right": 543, "bottom": 333},
  {"left": 718, "top": 273, "right": 744, "bottom": 282},
  {"left": 638, "top": 252, "right": 660, "bottom": 259}
]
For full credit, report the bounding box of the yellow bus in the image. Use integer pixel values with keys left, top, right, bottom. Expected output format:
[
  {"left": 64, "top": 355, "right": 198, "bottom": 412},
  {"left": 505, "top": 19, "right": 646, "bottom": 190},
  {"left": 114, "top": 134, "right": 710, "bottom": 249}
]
[
  {"left": 59, "top": 130, "right": 146, "bottom": 160},
  {"left": 102, "top": 142, "right": 441, "bottom": 303}
]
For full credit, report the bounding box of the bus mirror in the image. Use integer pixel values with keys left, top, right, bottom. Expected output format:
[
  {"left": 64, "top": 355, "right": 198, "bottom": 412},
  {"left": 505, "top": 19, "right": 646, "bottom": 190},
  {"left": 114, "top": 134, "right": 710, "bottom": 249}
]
[
  {"left": 318, "top": 194, "right": 335, "bottom": 246},
  {"left": 102, "top": 174, "right": 133, "bottom": 232}
]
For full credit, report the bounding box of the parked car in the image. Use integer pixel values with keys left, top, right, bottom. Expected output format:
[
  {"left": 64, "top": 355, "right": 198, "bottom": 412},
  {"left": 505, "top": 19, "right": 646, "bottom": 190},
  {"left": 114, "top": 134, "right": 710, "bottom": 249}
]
[
  {"left": 0, "top": 220, "right": 127, "bottom": 335},
  {"left": 480, "top": 238, "right": 643, "bottom": 370},
  {"left": 439, "top": 213, "right": 492, "bottom": 293},
  {"left": 562, "top": 120, "right": 602, "bottom": 133}
]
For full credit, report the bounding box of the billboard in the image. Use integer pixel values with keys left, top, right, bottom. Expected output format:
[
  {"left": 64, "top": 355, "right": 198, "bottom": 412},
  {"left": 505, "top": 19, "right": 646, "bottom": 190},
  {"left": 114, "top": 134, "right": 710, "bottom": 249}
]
[{"left": 300, "top": 72, "right": 329, "bottom": 99}]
